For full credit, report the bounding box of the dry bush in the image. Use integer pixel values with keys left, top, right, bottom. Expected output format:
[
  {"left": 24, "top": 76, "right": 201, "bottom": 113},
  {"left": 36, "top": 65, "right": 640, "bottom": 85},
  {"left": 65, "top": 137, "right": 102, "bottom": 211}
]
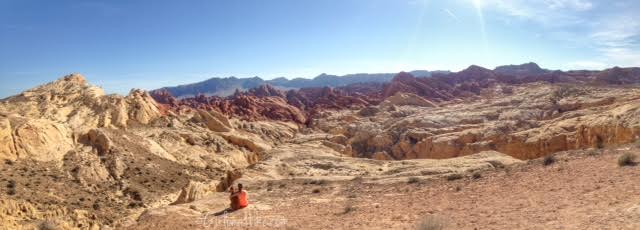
[
  {"left": 38, "top": 220, "right": 60, "bottom": 230},
  {"left": 618, "top": 153, "right": 637, "bottom": 167},
  {"left": 342, "top": 203, "right": 356, "bottom": 214},
  {"left": 543, "top": 155, "right": 556, "bottom": 166},
  {"left": 446, "top": 174, "right": 463, "bottom": 181},
  {"left": 415, "top": 215, "right": 447, "bottom": 230}
]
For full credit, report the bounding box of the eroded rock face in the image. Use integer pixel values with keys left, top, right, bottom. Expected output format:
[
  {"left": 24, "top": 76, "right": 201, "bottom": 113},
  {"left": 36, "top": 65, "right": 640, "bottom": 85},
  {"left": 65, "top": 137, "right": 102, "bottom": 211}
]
[
  {"left": 0, "top": 117, "right": 15, "bottom": 160},
  {"left": 0, "top": 74, "right": 302, "bottom": 228},
  {"left": 7, "top": 117, "right": 75, "bottom": 162},
  {"left": 314, "top": 84, "right": 640, "bottom": 160}
]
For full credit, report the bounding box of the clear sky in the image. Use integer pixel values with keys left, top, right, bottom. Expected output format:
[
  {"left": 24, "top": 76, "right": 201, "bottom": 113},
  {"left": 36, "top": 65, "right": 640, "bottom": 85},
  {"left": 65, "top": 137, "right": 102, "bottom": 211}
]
[{"left": 1, "top": 0, "right": 639, "bottom": 97}]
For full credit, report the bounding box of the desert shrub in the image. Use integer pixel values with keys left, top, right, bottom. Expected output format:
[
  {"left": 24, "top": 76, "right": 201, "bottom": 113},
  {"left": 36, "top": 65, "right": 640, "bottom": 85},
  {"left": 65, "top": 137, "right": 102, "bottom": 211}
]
[
  {"left": 618, "top": 153, "right": 637, "bottom": 167},
  {"left": 6, "top": 180, "right": 16, "bottom": 195},
  {"left": 39, "top": 220, "right": 59, "bottom": 230},
  {"left": 446, "top": 174, "right": 463, "bottom": 181},
  {"left": 407, "top": 177, "right": 420, "bottom": 184},
  {"left": 312, "top": 188, "right": 321, "bottom": 194},
  {"left": 543, "top": 155, "right": 556, "bottom": 166},
  {"left": 342, "top": 204, "right": 356, "bottom": 214},
  {"left": 472, "top": 172, "right": 481, "bottom": 179},
  {"left": 415, "top": 215, "right": 447, "bottom": 230}
]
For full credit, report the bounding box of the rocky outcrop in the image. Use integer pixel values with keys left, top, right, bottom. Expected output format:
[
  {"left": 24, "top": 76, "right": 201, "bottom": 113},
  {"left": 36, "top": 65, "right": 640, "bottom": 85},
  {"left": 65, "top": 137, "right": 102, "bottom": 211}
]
[
  {"left": 194, "top": 109, "right": 233, "bottom": 132},
  {"left": 0, "top": 74, "right": 165, "bottom": 162},
  {"left": 172, "top": 180, "right": 220, "bottom": 204},
  {"left": 380, "top": 92, "right": 437, "bottom": 108},
  {"left": 0, "top": 74, "right": 162, "bottom": 132}
]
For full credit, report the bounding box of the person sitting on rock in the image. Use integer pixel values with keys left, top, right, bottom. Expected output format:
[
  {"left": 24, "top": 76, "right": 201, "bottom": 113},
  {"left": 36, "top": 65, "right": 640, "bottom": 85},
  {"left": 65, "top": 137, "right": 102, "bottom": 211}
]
[{"left": 230, "top": 183, "right": 248, "bottom": 210}]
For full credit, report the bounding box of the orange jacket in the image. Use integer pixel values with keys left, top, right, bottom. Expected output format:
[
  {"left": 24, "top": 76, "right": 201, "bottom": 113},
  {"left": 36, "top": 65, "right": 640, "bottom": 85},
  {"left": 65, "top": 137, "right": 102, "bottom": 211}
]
[{"left": 237, "top": 191, "right": 248, "bottom": 208}]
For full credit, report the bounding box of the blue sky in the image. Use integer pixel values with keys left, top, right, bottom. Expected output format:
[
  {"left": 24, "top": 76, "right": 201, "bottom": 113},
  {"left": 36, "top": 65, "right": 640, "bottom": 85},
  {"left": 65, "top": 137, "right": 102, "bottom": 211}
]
[{"left": 1, "top": 0, "right": 639, "bottom": 97}]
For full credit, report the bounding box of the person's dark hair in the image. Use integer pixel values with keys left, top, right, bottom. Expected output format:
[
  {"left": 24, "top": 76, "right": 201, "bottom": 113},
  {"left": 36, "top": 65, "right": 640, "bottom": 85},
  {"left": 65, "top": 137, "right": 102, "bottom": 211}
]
[{"left": 238, "top": 183, "right": 243, "bottom": 190}]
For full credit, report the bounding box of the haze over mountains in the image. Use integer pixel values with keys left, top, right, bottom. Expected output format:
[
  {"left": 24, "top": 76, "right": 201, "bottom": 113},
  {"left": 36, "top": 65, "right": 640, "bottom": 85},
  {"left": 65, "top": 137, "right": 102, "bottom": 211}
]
[
  {"left": 150, "top": 62, "right": 640, "bottom": 100},
  {"left": 151, "top": 70, "right": 438, "bottom": 98}
]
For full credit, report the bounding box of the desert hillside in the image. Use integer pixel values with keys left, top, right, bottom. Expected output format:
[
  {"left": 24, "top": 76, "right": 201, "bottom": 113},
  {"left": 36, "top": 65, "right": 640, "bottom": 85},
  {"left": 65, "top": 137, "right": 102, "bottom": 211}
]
[{"left": 2, "top": 67, "right": 640, "bottom": 229}]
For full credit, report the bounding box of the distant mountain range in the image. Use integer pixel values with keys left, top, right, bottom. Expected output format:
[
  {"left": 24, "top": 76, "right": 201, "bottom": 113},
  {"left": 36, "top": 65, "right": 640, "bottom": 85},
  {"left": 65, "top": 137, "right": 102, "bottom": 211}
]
[
  {"left": 151, "top": 70, "right": 442, "bottom": 98},
  {"left": 151, "top": 62, "right": 640, "bottom": 98}
]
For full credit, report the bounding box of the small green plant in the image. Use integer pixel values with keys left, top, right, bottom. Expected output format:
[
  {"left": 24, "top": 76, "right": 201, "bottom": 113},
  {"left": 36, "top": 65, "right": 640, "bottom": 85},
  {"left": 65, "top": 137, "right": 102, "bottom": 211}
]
[
  {"left": 618, "top": 153, "right": 637, "bottom": 167},
  {"left": 416, "top": 215, "right": 447, "bottom": 230},
  {"left": 446, "top": 174, "right": 463, "bottom": 181},
  {"left": 543, "top": 155, "right": 556, "bottom": 166},
  {"left": 407, "top": 177, "right": 420, "bottom": 184}
]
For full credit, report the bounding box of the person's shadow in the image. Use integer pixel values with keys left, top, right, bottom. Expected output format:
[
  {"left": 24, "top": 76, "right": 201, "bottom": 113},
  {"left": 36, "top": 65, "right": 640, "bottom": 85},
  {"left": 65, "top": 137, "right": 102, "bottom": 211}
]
[{"left": 213, "top": 207, "right": 237, "bottom": 216}]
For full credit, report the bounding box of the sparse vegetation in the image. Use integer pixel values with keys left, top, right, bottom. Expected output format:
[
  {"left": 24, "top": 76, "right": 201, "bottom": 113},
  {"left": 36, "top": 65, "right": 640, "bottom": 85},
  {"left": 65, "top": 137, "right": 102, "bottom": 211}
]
[
  {"left": 415, "top": 215, "right": 447, "bottom": 230},
  {"left": 6, "top": 180, "right": 16, "bottom": 195},
  {"left": 304, "top": 179, "right": 328, "bottom": 185},
  {"left": 408, "top": 177, "right": 420, "bottom": 184},
  {"left": 618, "top": 153, "right": 637, "bottom": 167},
  {"left": 38, "top": 220, "right": 59, "bottom": 230},
  {"left": 342, "top": 203, "right": 356, "bottom": 214},
  {"left": 92, "top": 202, "right": 100, "bottom": 210},
  {"left": 312, "top": 188, "right": 321, "bottom": 194},
  {"left": 446, "top": 173, "right": 463, "bottom": 181},
  {"left": 543, "top": 155, "right": 556, "bottom": 166}
]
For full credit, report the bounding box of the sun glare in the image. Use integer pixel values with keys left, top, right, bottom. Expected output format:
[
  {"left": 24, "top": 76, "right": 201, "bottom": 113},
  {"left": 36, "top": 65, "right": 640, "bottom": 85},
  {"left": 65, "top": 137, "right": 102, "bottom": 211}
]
[{"left": 472, "top": 0, "right": 483, "bottom": 8}]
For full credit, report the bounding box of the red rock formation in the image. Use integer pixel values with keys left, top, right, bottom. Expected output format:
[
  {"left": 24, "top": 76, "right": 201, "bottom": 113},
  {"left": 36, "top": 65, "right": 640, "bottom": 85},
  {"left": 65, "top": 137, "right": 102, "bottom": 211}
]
[
  {"left": 151, "top": 83, "right": 381, "bottom": 124},
  {"left": 151, "top": 66, "right": 640, "bottom": 125}
]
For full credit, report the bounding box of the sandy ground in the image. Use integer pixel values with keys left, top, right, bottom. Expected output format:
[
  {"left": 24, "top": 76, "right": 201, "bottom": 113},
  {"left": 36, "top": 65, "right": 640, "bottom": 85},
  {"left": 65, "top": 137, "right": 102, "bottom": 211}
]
[{"left": 128, "top": 144, "right": 640, "bottom": 230}]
